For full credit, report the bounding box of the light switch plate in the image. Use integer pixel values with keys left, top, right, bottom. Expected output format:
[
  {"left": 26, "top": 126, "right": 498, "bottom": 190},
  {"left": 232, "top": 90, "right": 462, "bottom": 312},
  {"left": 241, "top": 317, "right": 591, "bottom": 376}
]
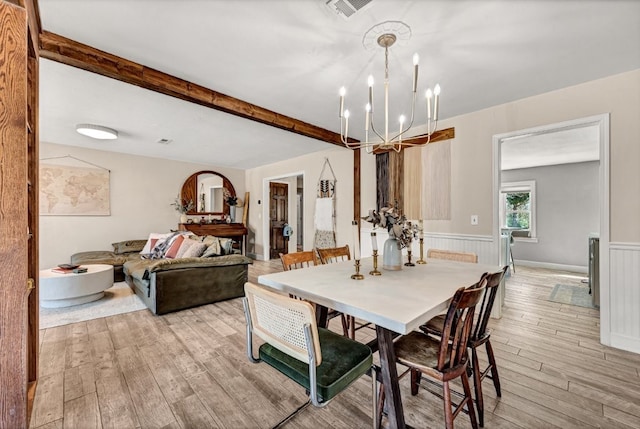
[{"left": 471, "top": 215, "right": 479, "bottom": 225}]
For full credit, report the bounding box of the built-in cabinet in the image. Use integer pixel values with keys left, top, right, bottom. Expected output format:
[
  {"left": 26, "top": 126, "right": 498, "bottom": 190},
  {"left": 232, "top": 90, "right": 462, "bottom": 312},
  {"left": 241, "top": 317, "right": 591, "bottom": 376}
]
[{"left": 0, "top": 2, "right": 39, "bottom": 427}]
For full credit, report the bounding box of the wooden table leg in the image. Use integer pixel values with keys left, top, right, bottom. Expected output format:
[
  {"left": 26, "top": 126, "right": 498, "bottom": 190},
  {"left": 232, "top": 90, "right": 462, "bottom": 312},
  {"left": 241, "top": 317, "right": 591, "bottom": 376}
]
[
  {"left": 316, "top": 305, "right": 329, "bottom": 328},
  {"left": 376, "top": 325, "right": 406, "bottom": 429}
]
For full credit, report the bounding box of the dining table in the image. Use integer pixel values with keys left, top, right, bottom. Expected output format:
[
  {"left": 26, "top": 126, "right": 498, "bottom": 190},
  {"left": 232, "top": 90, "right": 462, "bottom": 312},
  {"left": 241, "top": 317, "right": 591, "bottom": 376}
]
[{"left": 258, "top": 256, "right": 501, "bottom": 429}]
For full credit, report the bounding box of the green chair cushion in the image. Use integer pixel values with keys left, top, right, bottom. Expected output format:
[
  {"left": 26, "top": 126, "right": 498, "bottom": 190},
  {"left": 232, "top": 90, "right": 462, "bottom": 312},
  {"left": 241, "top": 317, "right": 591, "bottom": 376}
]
[{"left": 259, "top": 327, "right": 372, "bottom": 402}]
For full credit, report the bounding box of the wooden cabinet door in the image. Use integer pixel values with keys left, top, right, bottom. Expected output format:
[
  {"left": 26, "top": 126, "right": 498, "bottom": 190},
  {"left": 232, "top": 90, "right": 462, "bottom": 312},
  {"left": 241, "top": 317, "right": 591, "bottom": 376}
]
[{"left": 269, "top": 182, "right": 288, "bottom": 259}]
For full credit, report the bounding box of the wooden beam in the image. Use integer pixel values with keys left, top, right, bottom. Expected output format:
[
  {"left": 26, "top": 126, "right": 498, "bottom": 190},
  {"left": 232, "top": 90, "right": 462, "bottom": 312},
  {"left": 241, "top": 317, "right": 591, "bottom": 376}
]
[
  {"left": 372, "top": 127, "right": 455, "bottom": 154},
  {"left": 39, "top": 31, "right": 347, "bottom": 148}
]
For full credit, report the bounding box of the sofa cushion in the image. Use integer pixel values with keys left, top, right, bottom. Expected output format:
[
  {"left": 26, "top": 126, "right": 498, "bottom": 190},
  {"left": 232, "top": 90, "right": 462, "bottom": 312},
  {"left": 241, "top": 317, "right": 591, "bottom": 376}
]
[
  {"left": 182, "top": 242, "right": 207, "bottom": 258},
  {"left": 112, "top": 239, "right": 147, "bottom": 255},
  {"left": 201, "top": 237, "right": 222, "bottom": 258},
  {"left": 165, "top": 235, "right": 186, "bottom": 259},
  {"left": 140, "top": 233, "right": 173, "bottom": 257}
]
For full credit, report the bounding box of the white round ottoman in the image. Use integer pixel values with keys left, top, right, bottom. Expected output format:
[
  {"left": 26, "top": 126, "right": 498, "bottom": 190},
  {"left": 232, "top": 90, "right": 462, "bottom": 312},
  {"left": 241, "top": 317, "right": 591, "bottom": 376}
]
[{"left": 40, "top": 264, "right": 114, "bottom": 308}]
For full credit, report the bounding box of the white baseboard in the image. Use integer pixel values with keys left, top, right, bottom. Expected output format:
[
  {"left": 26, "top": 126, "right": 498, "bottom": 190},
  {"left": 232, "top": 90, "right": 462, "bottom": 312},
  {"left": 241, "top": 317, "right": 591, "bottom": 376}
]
[
  {"left": 610, "top": 333, "right": 640, "bottom": 355},
  {"left": 515, "top": 259, "right": 588, "bottom": 274}
]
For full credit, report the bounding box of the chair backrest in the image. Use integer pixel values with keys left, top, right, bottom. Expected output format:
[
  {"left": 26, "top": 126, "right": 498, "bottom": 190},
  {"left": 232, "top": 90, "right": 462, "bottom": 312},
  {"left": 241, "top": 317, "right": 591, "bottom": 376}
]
[
  {"left": 427, "top": 248, "right": 478, "bottom": 263},
  {"left": 472, "top": 265, "right": 509, "bottom": 342},
  {"left": 244, "top": 282, "right": 321, "bottom": 365},
  {"left": 437, "top": 278, "right": 487, "bottom": 371},
  {"left": 280, "top": 250, "right": 319, "bottom": 271},
  {"left": 317, "top": 245, "right": 351, "bottom": 264}
]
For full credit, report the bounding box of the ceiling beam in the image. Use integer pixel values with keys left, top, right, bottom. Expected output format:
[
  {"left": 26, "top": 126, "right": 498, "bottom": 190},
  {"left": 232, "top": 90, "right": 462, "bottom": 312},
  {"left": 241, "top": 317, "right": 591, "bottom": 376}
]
[
  {"left": 372, "top": 127, "right": 455, "bottom": 154},
  {"left": 39, "top": 31, "right": 348, "bottom": 148}
]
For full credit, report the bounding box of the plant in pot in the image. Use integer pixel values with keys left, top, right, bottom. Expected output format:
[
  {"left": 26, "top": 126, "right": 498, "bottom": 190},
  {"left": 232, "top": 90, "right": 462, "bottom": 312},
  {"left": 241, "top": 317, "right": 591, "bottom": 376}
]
[
  {"left": 224, "top": 192, "right": 238, "bottom": 223},
  {"left": 171, "top": 196, "right": 194, "bottom": 224}
]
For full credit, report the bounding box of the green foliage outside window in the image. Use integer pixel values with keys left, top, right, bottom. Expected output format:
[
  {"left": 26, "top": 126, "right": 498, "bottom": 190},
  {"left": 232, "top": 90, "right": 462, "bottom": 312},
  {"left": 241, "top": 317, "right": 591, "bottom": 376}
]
[{"left": 505, "top": 192, "right": 530, "bottom": 229}]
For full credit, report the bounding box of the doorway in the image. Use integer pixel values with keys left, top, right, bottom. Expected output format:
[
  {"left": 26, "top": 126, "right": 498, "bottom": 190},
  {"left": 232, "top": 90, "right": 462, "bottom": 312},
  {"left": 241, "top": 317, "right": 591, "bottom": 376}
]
[
  {"left": 269, "top": 182, "right": 288, "bottom": 259},
  {"left": 492, "top": 114, "right": 609, "bottom": 339},
  {"left": 262, "top": 172, "right": 305, "bottom": 261}
]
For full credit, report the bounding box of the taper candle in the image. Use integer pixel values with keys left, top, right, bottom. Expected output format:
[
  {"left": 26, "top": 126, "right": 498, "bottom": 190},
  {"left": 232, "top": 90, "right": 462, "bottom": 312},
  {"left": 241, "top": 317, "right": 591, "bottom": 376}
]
[
  {"left": 371, "top": 231, "right": 378, "bottom": 251},
  {"left": 352, "top": 220, "right": 361, "bottom": 260}
]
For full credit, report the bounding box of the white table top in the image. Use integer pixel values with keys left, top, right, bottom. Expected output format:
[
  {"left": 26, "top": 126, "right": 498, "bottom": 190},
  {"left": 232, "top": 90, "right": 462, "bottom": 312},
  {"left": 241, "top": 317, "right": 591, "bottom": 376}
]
[{"left": 258, "top": 258, "right": 499, "bottom": 334}]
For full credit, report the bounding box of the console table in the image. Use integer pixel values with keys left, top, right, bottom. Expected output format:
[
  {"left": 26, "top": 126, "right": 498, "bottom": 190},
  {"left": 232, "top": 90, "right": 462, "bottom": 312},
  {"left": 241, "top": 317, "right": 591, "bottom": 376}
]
[{"left": 178, "top": 223, "right": 248, "bottom": 255}]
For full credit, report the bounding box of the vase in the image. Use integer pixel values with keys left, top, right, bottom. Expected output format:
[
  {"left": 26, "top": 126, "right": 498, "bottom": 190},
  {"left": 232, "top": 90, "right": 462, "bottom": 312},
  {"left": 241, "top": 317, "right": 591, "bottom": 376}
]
[
  {"left": 180, "top": 213, "right": 188, "bottom": 224},
  {"left": 382, "top": 237, "right": 403, "bottom": 271},
  {"left": 229, "top": 205, "right": 236, "bottom": 223}
]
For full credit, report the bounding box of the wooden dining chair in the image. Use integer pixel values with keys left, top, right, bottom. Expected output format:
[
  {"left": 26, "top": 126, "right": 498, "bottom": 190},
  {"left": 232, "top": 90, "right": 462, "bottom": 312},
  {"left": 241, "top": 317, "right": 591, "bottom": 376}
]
[
  {"left": 420, "top": 266, "right": 508, "bottom": 427},
  {"left": 381, "top": 278, "right": 486, "bottom": 429},
  {"left": 242, "top": 282, "right": 376, "bottom": 428},
  {"left": 317, "top": 244, "right": 351, "bottom": 264},
  {"left": 427, "top": 248, "right": 478, "bottom": 263},
  {"left": 279, "top": 250, "right": 319, "bottom": 271},
  {"left": 280, "top": 250, "right": 351, "bottom": 338}
]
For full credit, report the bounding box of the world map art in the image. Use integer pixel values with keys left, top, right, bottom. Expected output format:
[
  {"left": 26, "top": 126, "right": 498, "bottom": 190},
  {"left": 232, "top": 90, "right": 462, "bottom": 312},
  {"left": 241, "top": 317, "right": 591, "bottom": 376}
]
[{"left": 40, "top": 164, "right": 110, "bottom": 215}]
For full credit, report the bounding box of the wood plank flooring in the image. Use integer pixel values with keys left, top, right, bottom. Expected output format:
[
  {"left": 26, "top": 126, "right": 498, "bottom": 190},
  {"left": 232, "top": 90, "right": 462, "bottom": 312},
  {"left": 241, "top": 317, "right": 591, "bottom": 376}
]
[{"left": 31, "top": 263, "right": 640, "bottom": 428}]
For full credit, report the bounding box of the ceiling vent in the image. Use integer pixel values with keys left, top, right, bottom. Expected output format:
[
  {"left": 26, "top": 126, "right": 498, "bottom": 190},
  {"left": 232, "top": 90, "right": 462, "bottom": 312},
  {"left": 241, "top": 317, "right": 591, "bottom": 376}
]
[{"left": 326, "top": 0, "right": 373, "bottom": 20}]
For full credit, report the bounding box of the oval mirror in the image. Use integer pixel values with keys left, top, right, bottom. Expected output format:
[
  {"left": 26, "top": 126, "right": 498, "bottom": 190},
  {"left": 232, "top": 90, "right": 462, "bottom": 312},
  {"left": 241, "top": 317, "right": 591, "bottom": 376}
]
[{"left": 180, "top": 170, "right": 236, "bottom": 216}]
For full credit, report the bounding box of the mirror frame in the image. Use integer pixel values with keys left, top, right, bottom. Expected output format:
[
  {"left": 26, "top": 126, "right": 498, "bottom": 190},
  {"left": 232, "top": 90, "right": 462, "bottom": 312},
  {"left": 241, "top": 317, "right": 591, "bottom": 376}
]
[{"left": 181, "top": 170, "right": 236, "bottom": 215}]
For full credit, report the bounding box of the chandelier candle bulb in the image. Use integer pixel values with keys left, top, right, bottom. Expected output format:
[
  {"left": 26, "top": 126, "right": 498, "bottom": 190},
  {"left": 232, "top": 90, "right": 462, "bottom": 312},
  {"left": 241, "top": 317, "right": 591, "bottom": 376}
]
[
  {"left": 426, "top": 88, "right": 433, "bottom": 120},
  {"left": 365, "top": 103, "right": 370, "bottom": 131},
  {"left": 344, "top": 109, "right": 350, "bottom": 139},
  {"left": 368, "top": 75, "right": 374, "bottom": 111},
  {"left": 412, "top": 53, "right": 419, "bottom": 93},
  {"left": 352, "top": 220, "right": 361, "bottom": 260},
  {"left": 434, "top": 84, "right": 441, "bottom": 121},
  {"left": 371, "top": 231, "right": 378, "bottom": 251},
  {"left": 339, "top": 87, "right": 346, "bottom": 118}
]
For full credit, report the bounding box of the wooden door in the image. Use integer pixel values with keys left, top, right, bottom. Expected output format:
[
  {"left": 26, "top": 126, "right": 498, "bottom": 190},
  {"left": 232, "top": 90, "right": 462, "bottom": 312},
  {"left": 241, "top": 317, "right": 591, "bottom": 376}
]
[{"left": 269, "top": 182, "right": 288, "bottom": 259}]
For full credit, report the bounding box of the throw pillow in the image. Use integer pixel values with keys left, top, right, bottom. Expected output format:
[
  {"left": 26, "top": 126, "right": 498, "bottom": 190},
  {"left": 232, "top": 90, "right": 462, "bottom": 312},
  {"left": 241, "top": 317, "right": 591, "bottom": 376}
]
[
  {"left": 218, "top": 237, "right": 234, "bottom": 255},
  {"left": 140, "top": 233, "right": 173, "bottom": 256},
  {"left": 112, "top": 239, "right": 147, "bottom": 254},
  {"left": 164, "top": 235, "right": 186, "bottom": 259},
  {"left": 201, "top": 237, "right": 222, "bottom": 258},
  {"left": 182, "top": 242, "right": 207, "bottom": 258},
  {"left": 175, "top": 238, "right": 198, "bottom": 258}
]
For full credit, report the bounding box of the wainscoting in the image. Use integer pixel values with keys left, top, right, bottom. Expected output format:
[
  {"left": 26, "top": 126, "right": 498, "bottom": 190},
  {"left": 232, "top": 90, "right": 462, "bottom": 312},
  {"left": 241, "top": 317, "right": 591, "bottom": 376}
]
[{"left": 609, "top": 242, "right": 640, "bottom": 354}]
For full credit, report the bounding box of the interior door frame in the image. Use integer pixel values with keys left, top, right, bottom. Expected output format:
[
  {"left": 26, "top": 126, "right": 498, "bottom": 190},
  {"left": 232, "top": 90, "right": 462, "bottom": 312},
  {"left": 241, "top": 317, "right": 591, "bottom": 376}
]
[
  {"left": 492, "top": 114, "right": 610, "bottom": 341},
  {"left": 262, "top": 171, "right": 305, "bottom": 261}
]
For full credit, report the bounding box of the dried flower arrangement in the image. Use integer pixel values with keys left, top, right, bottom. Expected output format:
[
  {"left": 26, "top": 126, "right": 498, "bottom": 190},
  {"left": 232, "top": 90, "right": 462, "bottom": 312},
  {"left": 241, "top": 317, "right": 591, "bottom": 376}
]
[
  {"left": 362, "top": 206, "right": 418, "bottom": 249},
  {"left": 171, "top": 196, "right": 194, "bottom": 214}
]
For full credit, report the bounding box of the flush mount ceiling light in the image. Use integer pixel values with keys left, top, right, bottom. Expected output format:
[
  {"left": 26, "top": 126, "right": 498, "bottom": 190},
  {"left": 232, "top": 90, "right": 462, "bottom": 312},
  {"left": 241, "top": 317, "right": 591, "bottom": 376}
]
[{"left": 75, "top": 124, "right": 118, "bottom": 140}]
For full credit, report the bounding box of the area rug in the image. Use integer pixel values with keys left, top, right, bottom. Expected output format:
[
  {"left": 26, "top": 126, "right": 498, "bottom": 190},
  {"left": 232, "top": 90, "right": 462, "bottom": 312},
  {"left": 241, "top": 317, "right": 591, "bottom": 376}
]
[
  {"left": 39, "top": 282, "right": 147, "bottom": 329},
  {"left": 548, "top": 284, "right": 597, "bottom": 309}
]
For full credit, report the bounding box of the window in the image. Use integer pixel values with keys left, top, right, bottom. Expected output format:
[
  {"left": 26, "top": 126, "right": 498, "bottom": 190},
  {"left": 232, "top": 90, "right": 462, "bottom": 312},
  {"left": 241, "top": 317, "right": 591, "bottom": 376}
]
[{"left": 500, "top": 181, "right": 536, "bottom": 239}]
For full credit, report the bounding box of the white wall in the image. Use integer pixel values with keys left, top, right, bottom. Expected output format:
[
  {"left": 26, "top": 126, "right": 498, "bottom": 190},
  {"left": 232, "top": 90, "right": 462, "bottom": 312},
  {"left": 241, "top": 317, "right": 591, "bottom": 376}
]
[
  {"left": 502, "top": 161, "right": 599, "bottom": 268},
  {"left": 245, "top": 146, "right": 354, "bottom": 260},
  {"left": 39, "top": 142, "right": 245, "bottom": 269}
]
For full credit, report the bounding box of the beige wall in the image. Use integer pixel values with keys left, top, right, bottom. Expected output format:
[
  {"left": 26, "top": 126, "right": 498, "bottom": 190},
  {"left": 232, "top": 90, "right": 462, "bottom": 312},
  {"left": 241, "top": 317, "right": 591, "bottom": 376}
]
[
  {"left": 395, "top": 69, "right": 640, "bottom": 243},
  {"left": 245, "top": 147, "right": 354, "bottom": 260},
  {"left": 39, "top": 143, "right": 245, "bottom": 269}
]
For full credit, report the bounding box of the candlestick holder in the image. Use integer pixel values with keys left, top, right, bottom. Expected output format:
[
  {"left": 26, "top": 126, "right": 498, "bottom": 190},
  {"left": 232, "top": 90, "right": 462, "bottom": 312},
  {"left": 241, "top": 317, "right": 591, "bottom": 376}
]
[
  {"left": 351, "top": 259, "right": 365, "bottom": 280},
  {"left": 416, "top": 237, "right": 427, "bottom": 264},
  {"left": 369, "top": 250, "right": 382, "bottom": 276},
  {"left": 404, "top": 249, "right": 416, "bottom": 267}
]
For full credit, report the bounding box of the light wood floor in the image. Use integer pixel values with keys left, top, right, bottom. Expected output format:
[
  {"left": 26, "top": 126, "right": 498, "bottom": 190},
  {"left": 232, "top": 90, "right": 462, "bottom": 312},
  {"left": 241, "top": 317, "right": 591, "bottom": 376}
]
[{"left": 31, "top": 262, "right": 640, "bottom": 428}]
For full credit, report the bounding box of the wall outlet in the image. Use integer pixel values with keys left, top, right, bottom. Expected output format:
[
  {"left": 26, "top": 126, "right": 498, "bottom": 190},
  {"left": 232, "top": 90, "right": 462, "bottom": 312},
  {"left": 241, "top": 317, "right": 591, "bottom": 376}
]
[{"left": 471, "top": 215, "right": 479, "bottom": 225}]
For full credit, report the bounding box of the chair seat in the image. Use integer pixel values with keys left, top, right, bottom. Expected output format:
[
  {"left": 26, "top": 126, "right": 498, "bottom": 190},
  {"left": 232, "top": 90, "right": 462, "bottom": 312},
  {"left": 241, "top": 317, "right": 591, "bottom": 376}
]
[
  {"left": 394, "top": 331, "right": 450, "bottom": 377},
  {"left": 259, "top": 327, "right": 373, "bottom": 401},
  {"left": 421, "top": 314, "right": 446, "bottom": 336}
]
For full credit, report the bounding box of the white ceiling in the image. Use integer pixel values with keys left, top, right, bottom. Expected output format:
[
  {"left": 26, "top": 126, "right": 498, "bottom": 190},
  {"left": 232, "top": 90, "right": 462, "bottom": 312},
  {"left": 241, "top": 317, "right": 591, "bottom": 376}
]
[
  {"left": 500, "top": 125, "right": 600, "bottom": 170},
  {"left": 38, "top": 0, "right": 640, "bottom": 169}
]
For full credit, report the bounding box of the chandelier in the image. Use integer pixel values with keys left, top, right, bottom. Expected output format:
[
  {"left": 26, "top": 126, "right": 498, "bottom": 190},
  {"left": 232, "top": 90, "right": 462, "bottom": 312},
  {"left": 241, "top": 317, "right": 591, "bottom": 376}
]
[{"left": 339, "top": 22, "right": 440, "bottom": 153}]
